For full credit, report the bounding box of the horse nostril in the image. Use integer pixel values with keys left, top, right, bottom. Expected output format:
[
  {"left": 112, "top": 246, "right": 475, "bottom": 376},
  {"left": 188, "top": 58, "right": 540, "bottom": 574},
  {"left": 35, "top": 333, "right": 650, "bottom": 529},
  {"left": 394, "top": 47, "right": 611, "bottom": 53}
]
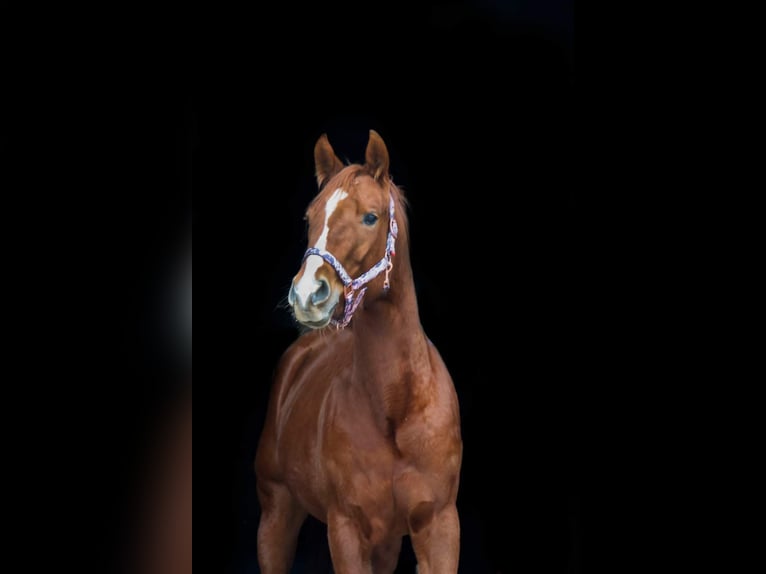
[
  {"left": 311, "top": 279, "right": 330, "bottom": 305},
  {"left": 288, "top": 283, "right": 296, "bottom": 306}
]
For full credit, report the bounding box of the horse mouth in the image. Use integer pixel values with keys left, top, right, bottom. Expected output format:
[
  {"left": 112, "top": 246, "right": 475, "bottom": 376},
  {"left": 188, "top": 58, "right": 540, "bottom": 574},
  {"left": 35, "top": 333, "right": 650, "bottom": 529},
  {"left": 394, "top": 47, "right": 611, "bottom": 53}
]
[
  {"left": 295, "top": 303, "right": 337, "bottom": 330},
  {"left": 302, "top": 317, "right": 332, "bottom": 329}
]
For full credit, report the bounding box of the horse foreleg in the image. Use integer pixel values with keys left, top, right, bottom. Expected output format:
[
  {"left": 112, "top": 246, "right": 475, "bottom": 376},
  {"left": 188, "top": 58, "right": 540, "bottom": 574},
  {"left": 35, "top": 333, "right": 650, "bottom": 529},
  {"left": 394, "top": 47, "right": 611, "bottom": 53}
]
[
  {"left": 256, "top": 480, "right": 306, "bottom": 574},
  {"left": 409, "top": 503, "right": 460, "bottom": 574}
]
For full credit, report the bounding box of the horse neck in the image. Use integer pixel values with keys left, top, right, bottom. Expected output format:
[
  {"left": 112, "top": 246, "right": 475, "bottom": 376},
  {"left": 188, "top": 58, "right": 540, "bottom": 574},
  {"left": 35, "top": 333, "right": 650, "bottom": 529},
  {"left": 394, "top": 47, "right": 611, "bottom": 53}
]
[{"left": 351, "top": 226, "right": 430, "bottom": 427}]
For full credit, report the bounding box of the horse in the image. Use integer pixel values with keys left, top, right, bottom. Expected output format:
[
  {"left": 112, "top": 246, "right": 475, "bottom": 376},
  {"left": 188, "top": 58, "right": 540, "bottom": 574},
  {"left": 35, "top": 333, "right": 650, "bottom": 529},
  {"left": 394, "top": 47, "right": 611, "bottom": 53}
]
[{"left": 255, "top": 130, "right": 462, "bottom": 573}]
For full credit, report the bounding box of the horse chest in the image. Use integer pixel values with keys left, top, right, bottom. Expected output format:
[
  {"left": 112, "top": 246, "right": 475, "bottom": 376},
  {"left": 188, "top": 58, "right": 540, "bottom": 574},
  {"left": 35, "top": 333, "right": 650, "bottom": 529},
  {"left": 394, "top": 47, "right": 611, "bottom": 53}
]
[{"left": 278, "top": 386, "right": 400, "bottom": 509}]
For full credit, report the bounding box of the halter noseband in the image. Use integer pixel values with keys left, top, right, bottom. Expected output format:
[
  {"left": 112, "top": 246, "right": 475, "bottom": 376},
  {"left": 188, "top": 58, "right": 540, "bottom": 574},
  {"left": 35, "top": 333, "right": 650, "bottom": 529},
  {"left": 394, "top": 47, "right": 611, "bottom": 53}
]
[{"left": 303, "top": 192, "right": 398, "bottom": 329}]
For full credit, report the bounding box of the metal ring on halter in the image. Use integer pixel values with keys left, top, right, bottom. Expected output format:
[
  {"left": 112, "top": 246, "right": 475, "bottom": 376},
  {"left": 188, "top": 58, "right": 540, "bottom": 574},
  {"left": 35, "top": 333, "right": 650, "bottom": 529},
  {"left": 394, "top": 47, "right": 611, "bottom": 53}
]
[{"left": 383, "top": 261, "right": 394, "bottom": 291}]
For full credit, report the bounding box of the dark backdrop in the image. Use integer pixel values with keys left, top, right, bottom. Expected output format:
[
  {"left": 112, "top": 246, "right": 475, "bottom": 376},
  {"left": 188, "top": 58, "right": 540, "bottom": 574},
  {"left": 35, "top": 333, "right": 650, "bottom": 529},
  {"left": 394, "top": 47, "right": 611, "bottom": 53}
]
[{"left": 197, "top": 1, "right": 582, "bottom": 573}]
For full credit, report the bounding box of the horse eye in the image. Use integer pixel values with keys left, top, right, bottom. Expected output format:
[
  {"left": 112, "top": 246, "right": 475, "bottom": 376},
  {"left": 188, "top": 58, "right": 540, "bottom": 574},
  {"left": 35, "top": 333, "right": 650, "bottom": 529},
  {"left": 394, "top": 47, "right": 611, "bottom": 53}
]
[{"left": 363, "top": 213, "right": 378, "bottom": 226}]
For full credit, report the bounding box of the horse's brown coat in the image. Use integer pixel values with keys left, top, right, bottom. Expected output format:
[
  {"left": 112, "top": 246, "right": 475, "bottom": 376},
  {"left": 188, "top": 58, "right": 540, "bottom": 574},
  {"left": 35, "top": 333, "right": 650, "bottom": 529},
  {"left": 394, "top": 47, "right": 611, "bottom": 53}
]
[{"left": 255, "top": 131, "right": 462, "bottom": 573}]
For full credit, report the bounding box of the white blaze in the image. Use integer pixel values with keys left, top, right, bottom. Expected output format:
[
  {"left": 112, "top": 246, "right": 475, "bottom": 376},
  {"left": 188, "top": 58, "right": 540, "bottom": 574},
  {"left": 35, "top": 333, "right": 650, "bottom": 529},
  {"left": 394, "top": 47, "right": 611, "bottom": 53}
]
[{"left": 293, "top": 188, "right": 347, "bottom": 306}]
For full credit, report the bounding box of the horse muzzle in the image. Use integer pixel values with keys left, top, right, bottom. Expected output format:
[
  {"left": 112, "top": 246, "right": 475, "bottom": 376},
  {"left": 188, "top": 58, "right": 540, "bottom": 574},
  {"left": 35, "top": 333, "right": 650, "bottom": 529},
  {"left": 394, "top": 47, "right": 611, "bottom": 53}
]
[{"left": 288, "top": 275, "right": 341, "bottom": 329}]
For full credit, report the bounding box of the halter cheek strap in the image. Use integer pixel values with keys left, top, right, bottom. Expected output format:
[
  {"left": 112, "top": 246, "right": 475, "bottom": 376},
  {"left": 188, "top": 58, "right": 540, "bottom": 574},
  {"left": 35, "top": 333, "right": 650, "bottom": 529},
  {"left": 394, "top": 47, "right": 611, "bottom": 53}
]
[{"left": 303, "top": 192, "right": 398, "bottom": 328}]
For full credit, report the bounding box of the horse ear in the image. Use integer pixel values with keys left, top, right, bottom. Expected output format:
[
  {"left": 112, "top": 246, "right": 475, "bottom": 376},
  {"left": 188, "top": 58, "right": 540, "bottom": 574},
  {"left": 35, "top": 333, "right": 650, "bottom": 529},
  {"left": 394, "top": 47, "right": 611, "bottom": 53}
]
[
  {"left": 314, "top": 134, "right": 344, "bottom": 188},
  {"left": 364, "top": 130, "right": 390, "bottom": 182}
]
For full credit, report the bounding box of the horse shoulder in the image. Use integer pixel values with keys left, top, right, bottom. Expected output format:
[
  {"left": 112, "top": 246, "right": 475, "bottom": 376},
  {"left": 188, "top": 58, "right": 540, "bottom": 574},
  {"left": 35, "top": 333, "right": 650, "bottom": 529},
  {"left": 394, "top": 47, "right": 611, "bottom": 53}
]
[
  {"left": 255, "top": 331, "right": 349, "bottom": 481},
  {"left": 392, "top": 340, "right": 462, "bottom": 506},
  {"left": 415, "top": 338, "right": 462, "bottom": 438}
]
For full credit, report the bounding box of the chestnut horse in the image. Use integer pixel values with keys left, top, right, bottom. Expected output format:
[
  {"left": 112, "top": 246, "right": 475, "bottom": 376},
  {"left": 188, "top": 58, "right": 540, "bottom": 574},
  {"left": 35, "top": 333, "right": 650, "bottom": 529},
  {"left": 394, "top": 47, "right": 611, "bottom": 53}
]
[{"left": 255, "top": 131, "right": 462, "bottom": 573}]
